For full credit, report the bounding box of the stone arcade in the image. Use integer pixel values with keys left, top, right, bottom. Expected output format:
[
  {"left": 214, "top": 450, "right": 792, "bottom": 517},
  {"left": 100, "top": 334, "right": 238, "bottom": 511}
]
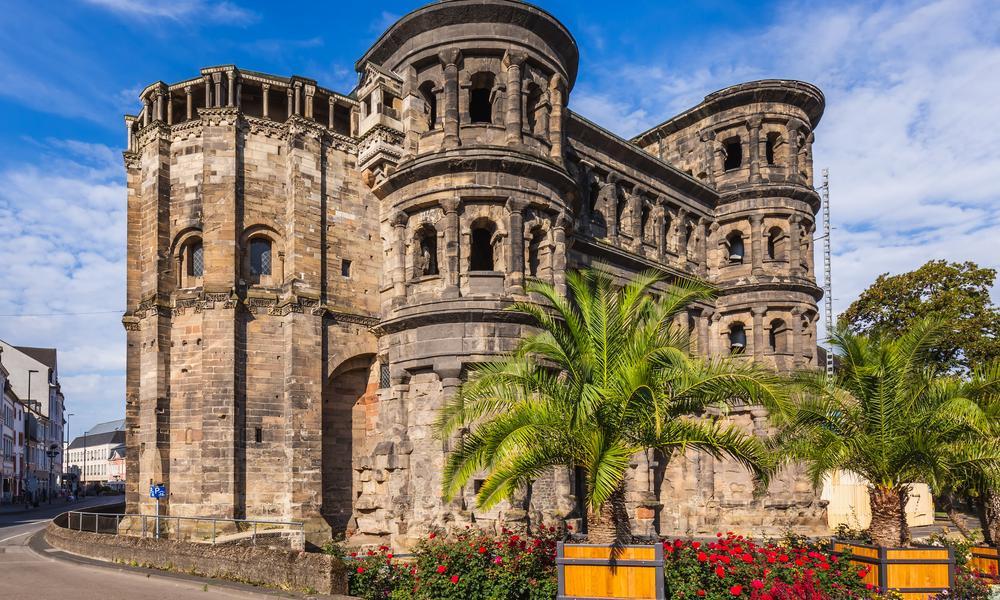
[{"left": 123, "top": 0, "right": 826, "bottom": 548}]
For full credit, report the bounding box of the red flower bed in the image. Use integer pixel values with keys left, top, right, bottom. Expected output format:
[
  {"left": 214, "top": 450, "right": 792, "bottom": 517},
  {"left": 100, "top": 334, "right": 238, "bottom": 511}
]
[{"left": 661, "top": 533, "right": 876, "bottom": 599}]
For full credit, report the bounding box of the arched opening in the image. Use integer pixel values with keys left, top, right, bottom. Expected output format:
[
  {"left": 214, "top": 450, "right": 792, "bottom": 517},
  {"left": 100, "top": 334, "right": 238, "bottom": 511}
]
[
  {"left": 248, "top": 237, "right": 272, "bottom": 284},
  {"left": 769, "top": 318, "right": 789, "bottom": 353},
  {"left": 176, "top": 234, "right": 204, "bottom": 288},
  {"left": 723, "top": 137, "right": 743, "bottom": 171},
  {"left": 726, "top": 231, "right": 745, "bottom": 264},
  {"left": 525, "top": 82, "right": 543, "bottom": 135},
  {"left": 729, "top": 322, "right": 747, "bottom": 354},
  {"left": 469, "top": 220, "right": 497, "bottom": 271},
  {"left": 765, "top": 132, "right": 781, "bottom": 165},
  {"left": 418, "top": 81, "right": 437, "bottom": 130},
  {"left": 527, "top": 226, "right": 548, "bottom": 278},
  {"left": 469, "top": 72, "right": 495, "bottom": 124},
  {"left": 767, "top": 226, "right": 786, "bottom": 261},
  {"left": 322, "top": 355, "right": 376, "bottom": 535},
  {"left": 413, "top": 225, "right": 439, "bottom": 277}
]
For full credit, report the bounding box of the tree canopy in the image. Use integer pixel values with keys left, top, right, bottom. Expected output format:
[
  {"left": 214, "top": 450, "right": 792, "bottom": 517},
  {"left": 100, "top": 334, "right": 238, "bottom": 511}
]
[{"left": 839, "top": 260, "right": 1000, "bottom": 372}]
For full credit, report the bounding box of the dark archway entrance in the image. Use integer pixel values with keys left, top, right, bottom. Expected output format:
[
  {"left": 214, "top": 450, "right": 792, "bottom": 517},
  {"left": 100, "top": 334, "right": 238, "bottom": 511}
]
[{"left": 322, "top": 354, "right": 376, "bottom": 534}]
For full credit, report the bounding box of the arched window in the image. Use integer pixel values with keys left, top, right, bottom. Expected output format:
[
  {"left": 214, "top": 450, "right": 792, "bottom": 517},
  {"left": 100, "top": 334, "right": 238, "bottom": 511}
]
[
  {"left": 249, "top": 237, "right": 272, "bottom": 279},
  {"left": 766, "top": 227, "right": 786, "bottom": 261},
  {"left": 769, "top": 318, "right": 788, "bottom": 353},
  {"left": 527, "top": 227, "right": 547, "bottom": 278},
  {"left": 726, "top": 231, "right": 745, "bottom": 264},
  {"left": 469, "top": 72, "right": 495, "bottom": 124},
  {"left": 723, "top": 137, "right": 743, "bottom": 171},
  {"left": 414, "top": 225, "right": 438, "bottom": 277},
  {"left": 419, "top": 81, "right": 437, "bottom": 130},
  {"left": 469, "top": 221, "right": 496, "bottom": 271},
  {"left": 187, "top": 240, "right": 204, "bottom": 277},
  {"left": 729, "top": 322, "right": 747, "bottom": 354},
  {"left": 525, "top": 83, "right": 543, "bottom": 135},
  {"left": 765, "top": 132, "right": 781, "bottom": 166}
]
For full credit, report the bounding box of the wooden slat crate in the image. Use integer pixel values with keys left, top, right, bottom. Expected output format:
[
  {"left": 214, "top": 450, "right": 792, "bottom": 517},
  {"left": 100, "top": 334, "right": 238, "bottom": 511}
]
[{"left": 557, "top": 542, "right": 665, "bottom": 599}]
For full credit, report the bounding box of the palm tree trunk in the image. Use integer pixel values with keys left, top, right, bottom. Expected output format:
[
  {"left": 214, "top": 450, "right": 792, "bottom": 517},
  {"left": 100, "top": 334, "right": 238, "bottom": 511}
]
[
  {"left": 983, "top": 490, "right": 1000, "bottom": 549},
  {"left": 868, "top": 485, "right": 908, "bottom": 547},
  {"left": 586, "top": 484, "right": 632, "bottom": 545},
  {"left": 941, "top": 493, "right": 974, "bottom": 540}
]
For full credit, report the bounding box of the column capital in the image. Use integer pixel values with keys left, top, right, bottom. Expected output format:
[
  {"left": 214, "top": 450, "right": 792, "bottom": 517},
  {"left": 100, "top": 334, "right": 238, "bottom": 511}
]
[
  {"left": 747, "top": 115, "right": 763, "bottom": 130},
  {"left": 699, "top": 128, "right": 717, "bottom": 142},
  {"left": 751, "top": 306, "right": 768, "bottom": 316},
  {"left": 786, "top": 117, "right": 805, "bottom": 131},
  {"left": 184, "top": 85, "right": 192, "bottom": 94},
  {"left": 391, "top": 211, "right": 409, "bottom": 228},
  {"left": 505, "top": 197, "right": 527, "bottom": 214},
  {"left": 261, "top": 82, "right": 270, "bottom": 91},
  {"left": 750, "top": 214, "right": 764, "bottom": 226},
  {"left": 440, "top": 196, "right": 461, "bottom": 214},
  {"left": 790, "top": 306, "right": 803, "bottom": 317},
  {"left": 502, "top": 50, "right": 528, "bottom": 69},
  {"left": 211, "top": 72, "right": 223, "bottom": 83},
  {"left": 438, "top": 48, "right": 462, "bottom": 67}
]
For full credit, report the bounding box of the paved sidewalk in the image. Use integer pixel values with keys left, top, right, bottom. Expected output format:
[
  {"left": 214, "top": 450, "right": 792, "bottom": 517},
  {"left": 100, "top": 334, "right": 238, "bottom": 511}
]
[{"left": 0, "top": 494, "right": 121, "bottom": 515}]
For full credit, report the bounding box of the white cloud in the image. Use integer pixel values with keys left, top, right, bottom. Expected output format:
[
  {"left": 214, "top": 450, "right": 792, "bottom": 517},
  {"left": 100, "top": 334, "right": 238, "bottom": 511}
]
[
  {"left": 0, "top": 140, "right": 126, "bottom": 434},
  {"left": 569, "top": 0, "right": 1000, "bottom": 337},
  {"left": 81, "top": 0, "right": 257, "bottom": 25}
]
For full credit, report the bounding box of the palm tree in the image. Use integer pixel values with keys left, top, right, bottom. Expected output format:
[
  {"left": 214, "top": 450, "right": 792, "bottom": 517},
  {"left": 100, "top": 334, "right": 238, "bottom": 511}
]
[
  {"left": 436, "top": 267, "right": 791, "bottom": 544},
  {"left": 775, "top": 320, "right": 1000, "bottom": 548}
]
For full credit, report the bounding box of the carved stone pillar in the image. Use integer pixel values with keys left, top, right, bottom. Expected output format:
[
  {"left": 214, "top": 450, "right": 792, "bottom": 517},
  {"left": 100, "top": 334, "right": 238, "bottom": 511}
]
[
  {"left": 142, "top": 97, "right": 151, "bottom": 127},
  {"left": 700, "top": 129, "right": 717, "bottom": 186},
  {"left": 709, "top": 311, "right": 722, "bottom": 357},
  {"left": 441, "top": 196, "right": 461, "bottom": 298},
  {"left": 293, "top": 82, "right": 302, "bottom": 116},
  {"left": 787, "top": 118, "right": 804, "bottom": 182},
  {"left": 212, "top": 72, "right": 222, "bottom": 107},
  {"left": 328, "top": 96, "right": 335, "bottom": 129},
  {"left": 506, "top": 198, "right": 526, "bottom": 295},
  {"left": 750, "top": 407, "right": 770, "bottom": 438},
  {"left": 391, "top": 212, "right": 408, "bottom": 307},
  {"left": 605, "top": 175, "right": 620, "bottom": 245},
  {"left": 235, "top": 78, "right": 241, "bottom": 109},
  {"left": 439, "top": 49, "right": 461, "bottom": 149},
  {"left": 790, "top": 307, "right": 802, "bottom": 366},
  {"left": 548, "top": 75, "right": 565, "bottom": 163},
  {"left": 552, "top": 212, "right": 569, "bottom": 296},
  {"left": 203, "top": 76, "right": 212, "bottom": 109},
  {"left": 750, "top": 214, "right": 764, "bottom": 275},
  {"left": 629, "top": 186, "right": 643, "bottom": 250},
  {"left": 656, "top": 200, "right": 668, "bottom": 261},
  {"left": 503, "top": 51, "right": 526, "bottom": 145},
  {"left": 304, "top": 84, "right": 315, "bottom": 119},
  {"left": 164, "top": 90, "right": 172, "bottom": 125},
  {"left": 748, "top": 116, "right": 762, "bottom": 183},
  {"left": 261, "top": 83, "right": 270, "bottom": 119},
  {"left": 286, "top": 87, "right": 293, "bottom": 120},
  {"left": 675, "top": 209, "right": 689, "bottom": 268},
  {"left": 789, "top": 215, "right": 802, "bottom": 277},
  {"left": 697, "top": 218, "right": 709, "bottom": 275},
  {"left": 184, "top": 86, "right": 193, "bottom": 120},
  {"left": 696, "top": 309, "right": 711, "bottom": 357},
  {"left": 752, "top": 306, "right": 766, "bottom": 360},
  {"left": 226, "top": 70, "right": 235, "bottom": 107}
]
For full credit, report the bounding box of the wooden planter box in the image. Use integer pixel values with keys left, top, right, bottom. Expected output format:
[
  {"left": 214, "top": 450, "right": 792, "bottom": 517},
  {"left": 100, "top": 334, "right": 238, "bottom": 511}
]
[
  {"left": 556, "top": 543, "right": 665, "bottom": 599},
  {"left": 970, "top": 545, "right": 999, "bottom": 580},
  {"left": 831, "top": 539, "right": 955, "bottom": 599}
]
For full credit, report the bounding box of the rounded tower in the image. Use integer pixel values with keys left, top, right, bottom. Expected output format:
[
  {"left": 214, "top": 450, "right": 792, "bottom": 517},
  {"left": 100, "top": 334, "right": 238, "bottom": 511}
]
[{"left": 352, "top": 0, "right": 580, "bottom": 545}]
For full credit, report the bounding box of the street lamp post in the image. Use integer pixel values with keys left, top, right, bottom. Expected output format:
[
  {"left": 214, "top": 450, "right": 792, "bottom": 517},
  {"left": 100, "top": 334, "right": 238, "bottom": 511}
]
[
  {"left": 65, "top": 413, "right": 75, "bottom": 497},
  {"left": 45, "top": 445, "right": 59, "bottom": 504},
  {"left": 25, "top": 369, "right": 38, "bottom": 505}
]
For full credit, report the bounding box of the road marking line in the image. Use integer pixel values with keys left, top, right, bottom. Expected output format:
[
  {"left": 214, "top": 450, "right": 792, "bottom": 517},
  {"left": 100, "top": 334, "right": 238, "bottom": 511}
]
[{"left": 0, "top": 531, "right": 36, "bottom": 544}]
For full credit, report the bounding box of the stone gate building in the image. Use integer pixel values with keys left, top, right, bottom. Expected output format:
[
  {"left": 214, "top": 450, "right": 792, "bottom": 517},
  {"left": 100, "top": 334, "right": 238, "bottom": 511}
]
[{"left": 123, "top": 0, "right": 826, "bottom": 548}]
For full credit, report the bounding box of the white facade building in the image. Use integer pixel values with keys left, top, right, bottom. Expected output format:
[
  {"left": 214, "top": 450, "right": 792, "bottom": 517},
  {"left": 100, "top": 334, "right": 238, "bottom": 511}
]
[{"left": 66, "top": 419, "right": 125, "bottom": 487}]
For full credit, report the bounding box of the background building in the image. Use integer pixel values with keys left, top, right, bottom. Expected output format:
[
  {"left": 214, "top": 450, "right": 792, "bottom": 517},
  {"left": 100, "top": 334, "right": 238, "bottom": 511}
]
[
  {"left": 124, "top": 0, "right": 825, "bottom": 548},
  {"left": 66, "top": 419, "right": 126, "bottom": 489},
  {"left": 0, "top": 341, "right": 65, "bottom": 502}
]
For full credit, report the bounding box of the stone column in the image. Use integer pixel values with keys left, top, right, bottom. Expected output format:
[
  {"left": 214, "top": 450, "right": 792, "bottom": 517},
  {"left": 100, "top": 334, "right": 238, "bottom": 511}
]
[
  {"left": 154, "top": 89, "right": 164, "bottom": 122},
  {"left": 675, "top": 209, "right": 688, "bottom": 267},
  {"left": 235, "top": 78, "right": 241, "bottom": 109},
  {"left": 656, "top": 201, "right": 668, "bottom": 261},
  {"left": 328, "top": 96, "right": 335, "bottom": 129},
  {"left": 204, "top": 76, "right": 212, "bottom": 109},
  {"left": 142, "top": 97, "right": 151, "bottom": 127},
  {"left": 699, "top": 129, "right": 717, "bottom": 186},
  {"left": 790, "top": 307, "right": 802, "bottom": 366},
  {"left": 438, "top": 49, "right": 461, "bottom": 149},
  {"left": 286, "top": 87, "right": 294, "bottom": 120},
  {"left": 164, "top": 90, "right": 172, "bottom": 124},
  {"left": 552, "top": 213, "right": 569, "bottom": 295},
  {"left": 789, "top": 215, "right": 802, "bottom": 276},
  {"left": 184, "top": 86, "right": 193, "bottom": 120},
  {"left": 629, "top": 186, "right": 643, "bottom": 249},
  {"left": 752, "top": 306, "right": 766, "bottom": 359},
  {"left": 293, "top": 82, "right": 302, "bottom": 116},
  {"left": 441, "top": 196, "right": 461, "bottom": 298},
  {"left": 548, "top": 75, "right": 564, "bottom": 163},
  {"left": 391, "top": 212, "right": 408, "bottom": 307},
  {"left": 212, "top": 72, "right": 223, "bottom": 107},
  {"left": 304, "top": 84, "right": 315, "bottom": 119},
  {"left": 503, "top": 51, "right": 526, "bottom": 145},
  {"left": 748, "top": 116, "right": 762, "bottom": 183},
  {"left": 226, "top": 70, "right": 235, "bottom": 107},
  {"left": 697, "top": 218, "right": 709, "bottom": 275},
  {"left": 262, "top": 83, "right": 270, "bottom": 119},
  {"left": 787, "top": 118, "right": 804, "bottom": 181},
  {"left": 750, "top": 214, "right": 764, "bottom": 275},
  {"left": 709, "top": 311, "right": 722, "bottom": 357},
  {"left": 506, "top": 198, "right": 526, "bottom": 295},
  {"left": 750, "top": 407, "right": 770, "bottom": 438},
  {"left": 696, "top": 309, "right": 711, "bottom": 357},
  {"left": 605, "top": 176, "right": 620, "bottom": 245}
]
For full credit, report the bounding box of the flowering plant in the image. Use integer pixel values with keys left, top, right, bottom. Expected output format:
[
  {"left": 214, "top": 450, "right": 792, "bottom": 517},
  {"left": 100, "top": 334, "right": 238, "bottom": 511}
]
[{"left": 345, "top": 526, "right": 561, "bottom": 600}]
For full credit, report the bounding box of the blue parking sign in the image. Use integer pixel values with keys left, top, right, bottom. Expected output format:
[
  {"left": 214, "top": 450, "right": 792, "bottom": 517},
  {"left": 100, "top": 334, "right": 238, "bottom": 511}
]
[{"left": 150, "top": 483, "right": 167, "bottom": 499}]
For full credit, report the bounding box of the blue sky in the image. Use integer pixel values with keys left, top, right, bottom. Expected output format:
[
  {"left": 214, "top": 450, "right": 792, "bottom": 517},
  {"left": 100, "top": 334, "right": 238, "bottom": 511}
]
[{"left": 1, "top": 0, "right": 998, "bottom": 437}]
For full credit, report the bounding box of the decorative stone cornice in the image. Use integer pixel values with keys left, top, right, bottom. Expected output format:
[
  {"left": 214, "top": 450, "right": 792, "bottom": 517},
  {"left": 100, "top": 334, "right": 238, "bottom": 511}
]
[
  {"left": 135, "top": 122, "right": 171, "bottom": 148},
  {"left": 122, "top": 151, "right": 141, "bottom": 170}
]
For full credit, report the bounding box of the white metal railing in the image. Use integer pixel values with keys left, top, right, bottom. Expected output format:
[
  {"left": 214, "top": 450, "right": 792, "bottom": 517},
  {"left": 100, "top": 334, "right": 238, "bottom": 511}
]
[{"left": 63, "top": 510, "right": 304, "bottom": 546}]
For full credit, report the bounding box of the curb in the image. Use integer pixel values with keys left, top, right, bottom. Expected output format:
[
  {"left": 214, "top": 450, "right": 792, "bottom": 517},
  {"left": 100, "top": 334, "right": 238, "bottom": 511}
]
[{"left": 29, "top": 527, "right": 351, "bottom": 600}]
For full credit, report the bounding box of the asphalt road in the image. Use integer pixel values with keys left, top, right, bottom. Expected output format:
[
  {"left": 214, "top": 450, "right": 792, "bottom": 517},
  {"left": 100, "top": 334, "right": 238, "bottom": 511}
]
[{"left": 0, "top": 497, "right": 313, "bottom": 600}]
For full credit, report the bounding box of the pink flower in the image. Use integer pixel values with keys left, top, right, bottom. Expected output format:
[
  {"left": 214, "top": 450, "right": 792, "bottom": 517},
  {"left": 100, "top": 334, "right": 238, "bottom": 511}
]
[{"left": 493, "top": 556, "right": 503, "bottom": 564}]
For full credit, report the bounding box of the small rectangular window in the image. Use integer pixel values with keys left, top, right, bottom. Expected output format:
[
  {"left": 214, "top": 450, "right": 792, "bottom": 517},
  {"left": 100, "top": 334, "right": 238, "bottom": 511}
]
[
  {"left": 379, "top": 361, "right": 390, "bottom": 389},
  {"left": 254, "top": 427, "right": 262, "bottom": 444},
  {"left": 341, "top": 258, "right": 352, "bottom": 278}
]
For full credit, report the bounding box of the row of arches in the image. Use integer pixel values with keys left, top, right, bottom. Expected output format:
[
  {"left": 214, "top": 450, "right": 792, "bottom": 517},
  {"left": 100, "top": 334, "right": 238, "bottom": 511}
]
[
  {"left": 416, "top": 73, "right": 551, "bottom": 137},
  {"left": 409, "top": 217, "right": 553, "bottom": 280},
  {"left": 721, "top": 218, "right": 812, "bottom": 270},
  {"left": 723, "top": 227, "right": 788, "bottom": 264},
  {"left": 727, "top": 320, "right": 791, "bottom": 354},
  {"left": 173, "top": 227, "right": 281, "bottom": 288}
]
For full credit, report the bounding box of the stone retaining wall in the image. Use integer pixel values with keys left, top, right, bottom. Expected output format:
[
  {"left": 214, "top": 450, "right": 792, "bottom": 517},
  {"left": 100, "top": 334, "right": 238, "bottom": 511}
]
[{"left": 45, "top": 521, "right": 347, "bottom": 595}]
